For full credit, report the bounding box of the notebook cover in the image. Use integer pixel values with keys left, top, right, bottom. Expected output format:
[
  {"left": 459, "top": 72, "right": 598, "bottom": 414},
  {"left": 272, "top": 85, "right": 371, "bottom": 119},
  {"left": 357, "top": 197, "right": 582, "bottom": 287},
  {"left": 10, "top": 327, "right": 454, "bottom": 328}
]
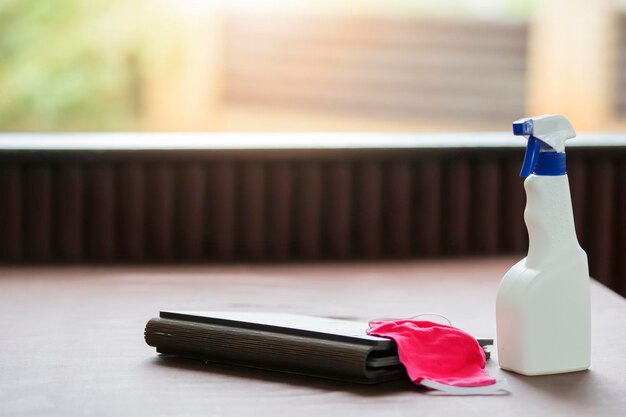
[{"left": 159, "top": 311, "right": 393, "bottom": 346}]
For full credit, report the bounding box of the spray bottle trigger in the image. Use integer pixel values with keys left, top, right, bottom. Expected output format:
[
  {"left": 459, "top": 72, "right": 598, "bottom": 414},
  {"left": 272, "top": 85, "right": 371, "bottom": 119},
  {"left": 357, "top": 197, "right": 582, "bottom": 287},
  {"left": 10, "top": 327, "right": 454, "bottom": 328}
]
[{"left": 520, "top": 136, "right": 541, "bottom": 177}]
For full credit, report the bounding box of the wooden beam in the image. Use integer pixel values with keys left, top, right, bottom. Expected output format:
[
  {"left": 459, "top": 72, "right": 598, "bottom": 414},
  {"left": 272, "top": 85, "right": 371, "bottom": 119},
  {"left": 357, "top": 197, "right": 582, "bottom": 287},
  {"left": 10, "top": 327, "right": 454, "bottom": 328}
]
[
  {"left": 527, "top": 0, "right": 618, "bottom": 130},
  {"left": 139, "top": 7, "right": 223, "bottom": 131}
]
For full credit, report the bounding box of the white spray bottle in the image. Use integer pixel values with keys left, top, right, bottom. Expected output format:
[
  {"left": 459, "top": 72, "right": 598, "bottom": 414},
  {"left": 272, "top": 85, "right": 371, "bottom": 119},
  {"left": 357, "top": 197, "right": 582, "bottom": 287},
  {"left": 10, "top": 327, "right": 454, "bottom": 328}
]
[{"left": 496, "top": 114, "right": 590, "bottom": 375}]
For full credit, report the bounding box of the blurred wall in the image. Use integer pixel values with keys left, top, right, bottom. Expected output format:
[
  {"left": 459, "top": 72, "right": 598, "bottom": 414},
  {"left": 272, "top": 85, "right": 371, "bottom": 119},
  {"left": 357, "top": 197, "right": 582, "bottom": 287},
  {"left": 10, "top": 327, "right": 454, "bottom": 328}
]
[{"left": 1, "top": 0, "right": 625, "bottom": 132}]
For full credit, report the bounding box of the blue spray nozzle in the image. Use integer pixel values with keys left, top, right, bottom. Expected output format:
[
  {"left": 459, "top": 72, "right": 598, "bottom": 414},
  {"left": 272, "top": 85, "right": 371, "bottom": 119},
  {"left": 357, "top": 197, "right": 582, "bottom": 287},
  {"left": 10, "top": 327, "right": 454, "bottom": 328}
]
[
  {"left": 513, "top": 119, "right": 534, "bottom": 136},
  {"left": 513, "top": 115, "right": 574, "bottom": 177}
]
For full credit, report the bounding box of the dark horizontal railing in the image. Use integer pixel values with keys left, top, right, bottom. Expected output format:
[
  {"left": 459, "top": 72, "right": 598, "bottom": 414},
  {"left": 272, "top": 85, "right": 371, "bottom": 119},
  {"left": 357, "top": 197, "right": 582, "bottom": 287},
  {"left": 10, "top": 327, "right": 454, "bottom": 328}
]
[{"left": 1, "top": 133, "right": 625, "bottom": 298}]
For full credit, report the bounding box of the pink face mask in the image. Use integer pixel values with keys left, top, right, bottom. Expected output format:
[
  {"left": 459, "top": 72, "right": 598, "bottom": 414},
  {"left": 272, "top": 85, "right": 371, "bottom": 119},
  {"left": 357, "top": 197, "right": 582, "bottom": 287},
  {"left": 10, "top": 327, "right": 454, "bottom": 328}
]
[{"left": 367, "top": 320, "right": 506, "bottom": 394}]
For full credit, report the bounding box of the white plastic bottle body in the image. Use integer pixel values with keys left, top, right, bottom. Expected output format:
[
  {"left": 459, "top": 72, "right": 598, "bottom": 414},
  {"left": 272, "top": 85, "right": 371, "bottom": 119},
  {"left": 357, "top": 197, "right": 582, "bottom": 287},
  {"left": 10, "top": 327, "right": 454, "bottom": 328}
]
[{"left": 496, "top": 174, "right": 591, "bottom": 375}]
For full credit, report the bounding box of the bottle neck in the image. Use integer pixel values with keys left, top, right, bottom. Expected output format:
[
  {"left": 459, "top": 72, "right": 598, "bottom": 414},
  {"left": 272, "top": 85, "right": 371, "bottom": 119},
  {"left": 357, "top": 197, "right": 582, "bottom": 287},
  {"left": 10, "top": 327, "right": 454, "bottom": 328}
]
[
  {"left": 524, "top": 174, "right": 580, "bottom": 269},
  {"left": 534, "top": 151, "right": 566, "bottom": 176}
]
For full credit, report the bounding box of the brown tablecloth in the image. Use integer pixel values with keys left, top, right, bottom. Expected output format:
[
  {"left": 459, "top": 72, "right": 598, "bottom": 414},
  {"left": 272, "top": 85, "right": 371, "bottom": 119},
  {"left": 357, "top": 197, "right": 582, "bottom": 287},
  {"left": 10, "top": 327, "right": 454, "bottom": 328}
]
[{"left": 1, "top": 258, "right": 625, "bottom": 416}]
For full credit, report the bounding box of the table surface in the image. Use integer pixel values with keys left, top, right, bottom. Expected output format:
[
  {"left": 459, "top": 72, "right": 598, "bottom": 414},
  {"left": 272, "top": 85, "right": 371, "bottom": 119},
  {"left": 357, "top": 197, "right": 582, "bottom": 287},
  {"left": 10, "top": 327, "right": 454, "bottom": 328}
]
[{"left": 0, "top": 258, "right": 625, "bottom": 417}]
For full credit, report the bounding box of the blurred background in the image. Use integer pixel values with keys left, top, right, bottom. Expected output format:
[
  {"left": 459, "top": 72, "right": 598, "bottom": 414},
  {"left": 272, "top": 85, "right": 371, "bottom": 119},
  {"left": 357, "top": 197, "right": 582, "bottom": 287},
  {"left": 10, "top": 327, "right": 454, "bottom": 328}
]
[{"left": 1, "top": 0, "right": 625, "bottom": 133}]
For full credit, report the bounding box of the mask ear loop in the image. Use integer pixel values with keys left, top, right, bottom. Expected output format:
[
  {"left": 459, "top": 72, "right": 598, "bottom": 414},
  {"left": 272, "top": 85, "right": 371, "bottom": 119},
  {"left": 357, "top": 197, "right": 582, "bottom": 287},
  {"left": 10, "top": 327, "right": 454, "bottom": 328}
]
[
  {"left": 369, "top": 313, "right": 452, "bottom": 326},
  {"left": 408, "top": 313, "right": 452, "bottom": 326}
]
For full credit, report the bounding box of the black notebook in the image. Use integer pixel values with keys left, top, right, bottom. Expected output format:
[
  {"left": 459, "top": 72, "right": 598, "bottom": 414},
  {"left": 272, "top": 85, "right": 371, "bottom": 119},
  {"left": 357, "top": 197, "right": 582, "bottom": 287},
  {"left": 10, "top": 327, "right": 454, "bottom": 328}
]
[{"left": 145, "top": 311, "right": 492, "bottom": 384}]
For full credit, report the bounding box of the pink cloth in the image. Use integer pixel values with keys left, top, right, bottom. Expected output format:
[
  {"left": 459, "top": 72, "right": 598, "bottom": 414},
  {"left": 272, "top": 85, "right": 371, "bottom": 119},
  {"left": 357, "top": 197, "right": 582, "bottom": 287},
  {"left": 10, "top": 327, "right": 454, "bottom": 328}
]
[{"left": 367, "top": 320, "right": 496, "bottom": 387}]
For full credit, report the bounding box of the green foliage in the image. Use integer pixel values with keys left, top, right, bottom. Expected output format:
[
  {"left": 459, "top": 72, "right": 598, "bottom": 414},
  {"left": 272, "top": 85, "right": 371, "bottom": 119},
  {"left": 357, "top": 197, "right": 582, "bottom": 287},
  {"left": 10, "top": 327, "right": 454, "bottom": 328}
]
[{"left": 0, "top": 0, "right": 139, "bottom": 131}]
